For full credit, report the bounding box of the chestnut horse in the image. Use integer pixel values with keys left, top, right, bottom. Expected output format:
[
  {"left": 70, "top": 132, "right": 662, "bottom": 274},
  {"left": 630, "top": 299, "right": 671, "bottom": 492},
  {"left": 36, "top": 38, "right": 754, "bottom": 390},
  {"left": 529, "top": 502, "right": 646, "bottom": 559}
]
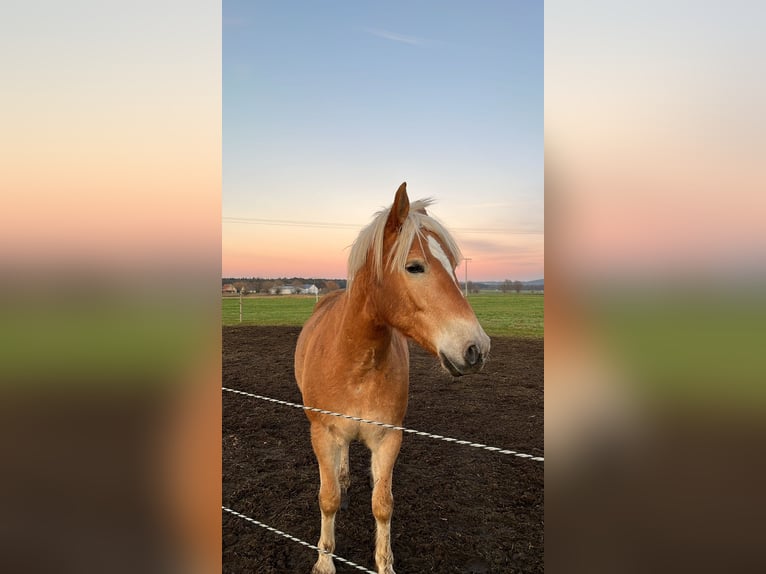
[{"left": 294, "top": 182, "right": 490, "bottom": 574}]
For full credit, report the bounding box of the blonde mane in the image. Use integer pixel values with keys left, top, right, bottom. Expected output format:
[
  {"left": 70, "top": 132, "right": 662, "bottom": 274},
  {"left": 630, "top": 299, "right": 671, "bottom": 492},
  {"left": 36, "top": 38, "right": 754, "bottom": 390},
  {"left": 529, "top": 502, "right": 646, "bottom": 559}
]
[{"left": 347, "top": 198, "right": 463, "bottom": 293}]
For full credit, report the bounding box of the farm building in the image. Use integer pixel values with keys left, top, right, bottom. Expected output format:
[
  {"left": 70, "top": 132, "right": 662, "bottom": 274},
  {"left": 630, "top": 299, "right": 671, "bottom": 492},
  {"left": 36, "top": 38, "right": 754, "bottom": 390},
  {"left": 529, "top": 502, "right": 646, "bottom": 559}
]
[
  {"left": 222, "top": 283, "right": 238, "bottom": 294},
  {"left": 268, "top": 285, "right": 298, "bottom": 295},
  {"left": 268, "top": 284, "right": 319, "bottom": 295}
]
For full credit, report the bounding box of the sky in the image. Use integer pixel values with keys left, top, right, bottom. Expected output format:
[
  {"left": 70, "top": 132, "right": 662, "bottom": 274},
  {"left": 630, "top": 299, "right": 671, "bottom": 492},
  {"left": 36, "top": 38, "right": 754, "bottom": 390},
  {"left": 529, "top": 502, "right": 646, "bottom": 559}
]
[{"left": 223, "top": 0, "right": 543, "bottom": 281}]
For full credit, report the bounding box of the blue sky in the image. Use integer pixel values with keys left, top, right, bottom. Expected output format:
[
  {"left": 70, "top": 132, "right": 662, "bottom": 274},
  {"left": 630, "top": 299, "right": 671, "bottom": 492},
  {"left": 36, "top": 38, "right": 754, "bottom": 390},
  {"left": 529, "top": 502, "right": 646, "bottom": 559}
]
[{"left": 223, "top": 1, "right": 543, "bottom": 281}]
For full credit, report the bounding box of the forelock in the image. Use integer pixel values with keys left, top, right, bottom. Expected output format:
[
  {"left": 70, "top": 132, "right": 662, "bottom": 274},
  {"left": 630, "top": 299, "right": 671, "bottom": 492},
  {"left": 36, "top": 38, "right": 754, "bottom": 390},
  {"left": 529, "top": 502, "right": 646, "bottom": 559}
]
[{"left": 347, "top": 198, "right": 462, "bottom": 293}]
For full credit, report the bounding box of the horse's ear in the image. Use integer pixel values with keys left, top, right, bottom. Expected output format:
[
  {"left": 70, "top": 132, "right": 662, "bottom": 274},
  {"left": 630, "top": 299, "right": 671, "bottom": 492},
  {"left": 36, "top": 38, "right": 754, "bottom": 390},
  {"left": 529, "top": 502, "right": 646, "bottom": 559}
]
[{"left": 386, "top": 182, "right": 409, "bottom": 231}]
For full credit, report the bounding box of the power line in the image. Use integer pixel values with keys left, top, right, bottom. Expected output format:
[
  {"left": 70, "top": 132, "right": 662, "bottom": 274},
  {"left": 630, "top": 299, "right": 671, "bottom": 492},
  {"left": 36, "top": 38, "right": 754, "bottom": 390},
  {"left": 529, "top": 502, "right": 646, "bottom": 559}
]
[
  {"left": 222, "top": 216, "right": 542, "bottom": 235},
  {"left": 222, "top": 217, "right": 359, "bottom": 230}
]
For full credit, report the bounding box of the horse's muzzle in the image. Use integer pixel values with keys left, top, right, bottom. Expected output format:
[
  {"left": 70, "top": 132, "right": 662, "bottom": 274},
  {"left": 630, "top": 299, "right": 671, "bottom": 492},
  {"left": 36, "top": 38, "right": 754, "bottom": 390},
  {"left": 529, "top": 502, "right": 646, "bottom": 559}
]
[{"left": 439, "top": 344, "right": 486, "bottom": 377}]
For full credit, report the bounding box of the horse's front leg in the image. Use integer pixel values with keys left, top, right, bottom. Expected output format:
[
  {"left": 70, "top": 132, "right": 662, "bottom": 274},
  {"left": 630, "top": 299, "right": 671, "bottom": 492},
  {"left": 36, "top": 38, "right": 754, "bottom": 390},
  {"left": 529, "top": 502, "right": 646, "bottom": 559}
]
[
  {"left": 310, "top": 424, "right": 344, "bottom": 574},
  {"left": 370, "top": 429, "right": 402, "bottom": 574}
]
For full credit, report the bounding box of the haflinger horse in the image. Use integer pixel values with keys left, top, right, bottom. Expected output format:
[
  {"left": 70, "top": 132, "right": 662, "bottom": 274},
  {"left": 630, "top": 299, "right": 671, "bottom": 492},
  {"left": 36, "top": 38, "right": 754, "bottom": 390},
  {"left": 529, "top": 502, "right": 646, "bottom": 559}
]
[{"left": 294, "top": 182, "right": 490, "bottom": 574}]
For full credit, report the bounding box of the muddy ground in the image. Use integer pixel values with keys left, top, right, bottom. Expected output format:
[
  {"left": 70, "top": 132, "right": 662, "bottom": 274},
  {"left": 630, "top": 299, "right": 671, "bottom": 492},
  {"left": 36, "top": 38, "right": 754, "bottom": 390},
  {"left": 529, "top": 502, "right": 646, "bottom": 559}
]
[{"left": 223, "top": 326, "right": 543, "bottom": 573}]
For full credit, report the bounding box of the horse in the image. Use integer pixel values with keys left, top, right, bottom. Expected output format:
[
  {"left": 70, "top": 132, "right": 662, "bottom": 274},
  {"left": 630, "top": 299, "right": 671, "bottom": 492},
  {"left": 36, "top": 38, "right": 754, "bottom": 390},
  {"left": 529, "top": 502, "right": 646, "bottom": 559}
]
[{"left": 294, "top": 182, "right": 491, "bottom": 574}]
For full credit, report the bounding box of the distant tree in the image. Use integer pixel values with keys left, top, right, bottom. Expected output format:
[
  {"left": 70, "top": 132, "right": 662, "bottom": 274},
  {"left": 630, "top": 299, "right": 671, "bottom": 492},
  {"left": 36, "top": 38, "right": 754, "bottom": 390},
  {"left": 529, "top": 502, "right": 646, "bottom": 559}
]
[
  {"left": 513, "top": 280, "right": 523, "bottom": 294},
  {"left": 325, "top": 280, "right": 339, "bottom": 292},
  {"left": 500, "top": 280, "right": 512, "bottom": 293},
  {"left": 247, "top": 279, "right": 260, "bottom": 293},
  {"left": 233, "top": 281, "right": 246, "bottom": 294}
]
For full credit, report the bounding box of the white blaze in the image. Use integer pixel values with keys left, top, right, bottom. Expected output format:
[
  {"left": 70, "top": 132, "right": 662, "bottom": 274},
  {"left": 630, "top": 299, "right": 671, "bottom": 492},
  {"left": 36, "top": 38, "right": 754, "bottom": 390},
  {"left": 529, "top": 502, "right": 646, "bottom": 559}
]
[{"left": 427, "top": 236, "right": 461, "bottom": 290}]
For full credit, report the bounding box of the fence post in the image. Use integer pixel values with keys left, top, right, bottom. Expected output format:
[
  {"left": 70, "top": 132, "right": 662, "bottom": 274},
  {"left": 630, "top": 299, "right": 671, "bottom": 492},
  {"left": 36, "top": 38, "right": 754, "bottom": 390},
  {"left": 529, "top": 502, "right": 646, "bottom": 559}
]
[{"left": 239, "top": 290, "right": 242, "bottom": 323}]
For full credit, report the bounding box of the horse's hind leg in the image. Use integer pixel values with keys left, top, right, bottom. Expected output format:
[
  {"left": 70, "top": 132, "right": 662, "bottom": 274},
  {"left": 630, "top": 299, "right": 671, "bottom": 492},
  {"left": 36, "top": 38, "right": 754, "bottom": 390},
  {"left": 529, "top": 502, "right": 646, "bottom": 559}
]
[
  {"left": 370, "top": 429, "right": 402, "bottom": 574},
  {"left": 310, "top": 424, "right": 343, "bottom": 574},
  {"left": 339, "top": 441, "right": 350, "bottom": 511}
]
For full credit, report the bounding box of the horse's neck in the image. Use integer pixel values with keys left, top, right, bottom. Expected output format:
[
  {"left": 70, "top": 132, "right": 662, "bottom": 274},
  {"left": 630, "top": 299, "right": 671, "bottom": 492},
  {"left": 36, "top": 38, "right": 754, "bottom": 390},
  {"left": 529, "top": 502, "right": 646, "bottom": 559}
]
[
  {"left": 334, "top": 287, "right": 408, "bottom": 379},
  {"left": 338, "top": 284, "right": 397, "bottom": 352}
]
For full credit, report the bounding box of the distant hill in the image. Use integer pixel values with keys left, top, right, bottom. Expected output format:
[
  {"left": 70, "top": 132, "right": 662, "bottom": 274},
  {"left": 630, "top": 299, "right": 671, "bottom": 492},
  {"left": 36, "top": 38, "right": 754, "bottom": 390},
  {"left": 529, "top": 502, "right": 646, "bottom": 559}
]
[
  {"left": 467, "top": 278, "right": 543, "bottom": 292},
  {"left": 481, "top": 279, "right": 544, "bottom": 287},
  {"left": 222, "top": 276, "right": 543, "bottom": 293}
]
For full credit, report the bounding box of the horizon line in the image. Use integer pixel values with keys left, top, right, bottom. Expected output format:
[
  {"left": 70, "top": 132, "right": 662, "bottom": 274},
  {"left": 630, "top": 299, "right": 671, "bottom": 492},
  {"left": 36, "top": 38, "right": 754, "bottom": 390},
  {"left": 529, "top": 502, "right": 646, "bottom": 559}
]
[{"left": 222, "top": 276, "right": 544, "bottom": 282}]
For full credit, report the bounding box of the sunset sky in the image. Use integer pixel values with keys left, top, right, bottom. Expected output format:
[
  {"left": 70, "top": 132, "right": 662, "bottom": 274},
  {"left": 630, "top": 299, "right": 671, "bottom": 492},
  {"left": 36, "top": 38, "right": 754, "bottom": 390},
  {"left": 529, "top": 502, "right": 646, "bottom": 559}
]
[{"left": 222, "top": 1, "right": 543, "bottom": 281}]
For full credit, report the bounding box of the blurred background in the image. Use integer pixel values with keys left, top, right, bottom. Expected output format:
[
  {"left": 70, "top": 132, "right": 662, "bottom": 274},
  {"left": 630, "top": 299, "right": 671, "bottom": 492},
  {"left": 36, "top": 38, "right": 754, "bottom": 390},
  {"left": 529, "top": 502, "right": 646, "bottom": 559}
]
[
  {"left": 1, "top": 1, "right": 764, "bottom": 573},
  {"left": 1, "top": 2, "right": 221, "bottom": 573},
  {"left": 545, "top": 1, "right": 766, "bottom": 572}
]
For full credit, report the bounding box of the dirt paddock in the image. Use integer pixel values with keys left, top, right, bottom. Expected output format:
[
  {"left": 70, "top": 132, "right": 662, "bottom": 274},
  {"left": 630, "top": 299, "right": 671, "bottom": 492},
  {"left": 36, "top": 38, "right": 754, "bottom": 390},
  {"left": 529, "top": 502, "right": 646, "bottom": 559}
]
[{"left": 223, "top": 326, "right": 543, "bottom": 573}]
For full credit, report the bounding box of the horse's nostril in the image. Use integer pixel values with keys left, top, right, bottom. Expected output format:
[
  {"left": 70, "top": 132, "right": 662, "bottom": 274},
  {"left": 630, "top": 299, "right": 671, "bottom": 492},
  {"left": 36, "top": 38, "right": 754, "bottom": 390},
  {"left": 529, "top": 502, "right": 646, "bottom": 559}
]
[{"left": 465, "top": 344, "right": 480, "bottom": 366}]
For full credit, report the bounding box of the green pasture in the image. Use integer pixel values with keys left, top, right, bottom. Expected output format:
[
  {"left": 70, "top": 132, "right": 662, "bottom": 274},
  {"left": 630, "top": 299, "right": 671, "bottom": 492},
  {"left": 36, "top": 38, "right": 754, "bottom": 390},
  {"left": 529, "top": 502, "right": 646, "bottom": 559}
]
[
  {"left": 223, "top": 295, "right": 318, "bottom": 327},
  {"left": 466, "top": 292, "right": 543, "bottom": 338},
  {"left": 222, "top": 292, "right": 544, "bottom": 338}
]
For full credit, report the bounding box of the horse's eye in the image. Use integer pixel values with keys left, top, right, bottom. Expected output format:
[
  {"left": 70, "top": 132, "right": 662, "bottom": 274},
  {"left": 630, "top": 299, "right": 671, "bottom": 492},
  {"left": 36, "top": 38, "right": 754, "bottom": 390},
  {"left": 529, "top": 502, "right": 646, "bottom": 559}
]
[{"left": 405, "top": 262, "right": 425, "bottom": 274}]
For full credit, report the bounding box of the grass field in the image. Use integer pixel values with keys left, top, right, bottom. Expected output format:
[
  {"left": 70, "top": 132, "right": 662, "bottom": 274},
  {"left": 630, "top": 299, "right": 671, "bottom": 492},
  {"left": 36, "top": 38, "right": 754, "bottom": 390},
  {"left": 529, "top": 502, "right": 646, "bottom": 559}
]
[{"left": 222, "top": 292, "right": 544, "bottom": 338}]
